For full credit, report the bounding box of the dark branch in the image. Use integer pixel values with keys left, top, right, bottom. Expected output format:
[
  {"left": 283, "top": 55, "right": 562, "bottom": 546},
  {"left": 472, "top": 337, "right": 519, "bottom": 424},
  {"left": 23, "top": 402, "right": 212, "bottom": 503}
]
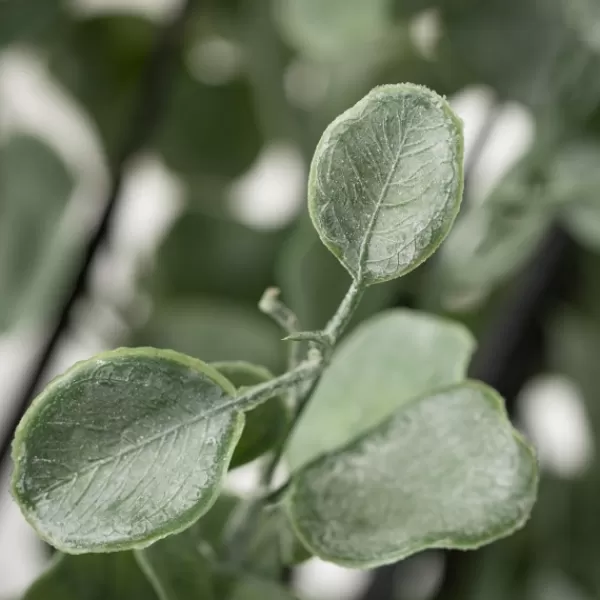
[{"left": 0, "top": 0, "right": 195, "bottom": 473}]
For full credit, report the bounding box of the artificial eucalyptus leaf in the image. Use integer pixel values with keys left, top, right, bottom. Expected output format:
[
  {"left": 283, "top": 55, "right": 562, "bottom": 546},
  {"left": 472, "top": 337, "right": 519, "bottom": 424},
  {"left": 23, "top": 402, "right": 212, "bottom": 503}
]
[
  {"left": 308, "top": 83, "right": 464, "bottom": 286},
  {"left": 12, "top": 348, "right": 244, "bottom": 553},
  {"left": 211, "top": 361, "right": 289, "bottom": 468},
  {"left": 24, "top": 552, "right": 158, "bottom": 600},
  {"left": 286, "top": 382, "right": 538, "bottom": 568},
  {"left": 285, "top": 309, "right": 475, "bottom": 471}
]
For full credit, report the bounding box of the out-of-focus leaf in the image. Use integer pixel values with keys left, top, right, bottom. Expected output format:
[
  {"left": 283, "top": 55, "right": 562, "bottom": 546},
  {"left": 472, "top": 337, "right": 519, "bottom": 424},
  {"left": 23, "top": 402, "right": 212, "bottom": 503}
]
[
  {"left": 285, "top": 309, "right": 475, "bottom": 471},
  {"left": 12, "top": 349, "right": 242, "bottom": 553},
  {"left": 277, "top": 220, "right": 402, "bottom": 330},
  {"left": 434, "top": 165, "right": 552, "bottom": 311},
  {"left": 48, "top": 14, "right": 155, "bottom": 160},
  {"left": 551, "top": 141, "right": 600, "bottom": 250},
  {"left": 0, "top": 0, "right": 66, "bottom": 47},
  {"left": 275, "top": 0, "right": 395, "bottom": 61},
  {"left": 211, "top": 361, "right": 289, "bottom": 468},
  {"left": 286, "top": 382, "right": 537, "bottom": 568},
  {"left": 149, "top": 210, "right": 286, "bottom": 304},
  {"left": 442, "top": 0, "right": 600, "bottom": 121},
  {"left": 135, "top": 299, "right": 285, "bottom": 373},
  {"left": 24, "top": 552, "right": 158, "bottom": 600},
  {"left": 136, "top": 495, "right": 299, "bottom": 600},
  {"left": 157, "top": 64, "right": 263, "bottom": 179},
  {"left": 0, "top": 135, "right": 75, "bottom": 332}
]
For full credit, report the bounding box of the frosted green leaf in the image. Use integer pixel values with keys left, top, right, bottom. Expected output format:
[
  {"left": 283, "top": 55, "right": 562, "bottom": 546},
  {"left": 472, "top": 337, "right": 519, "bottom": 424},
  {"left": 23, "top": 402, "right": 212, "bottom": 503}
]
[
  {"left": 285, "top": 309, "right": 475, "bottom": 471},
  {"left": 11, "top": 348, "right": 244, "bottom": 553},
  {"left": 308, "top": 83, "right": 464, "bottom": 286},
  {"left": 211, "top": 361, "right": 289, "bottom": 468},
  {"left": 24, "top": 552, "right": 158, "bottom": 600},
  {"left": 286, "top": 382, "right": 538, "bottom": 568}
]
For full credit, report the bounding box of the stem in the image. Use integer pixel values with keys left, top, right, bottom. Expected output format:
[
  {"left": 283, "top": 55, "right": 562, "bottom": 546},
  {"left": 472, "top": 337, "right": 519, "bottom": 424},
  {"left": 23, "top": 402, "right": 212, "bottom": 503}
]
[
  {"left": 234, "top": 358, "right": 322, "bottom": 413},
  {"left": 325, "top": 278, "right": 365, "bottom": 343},
  {"left": 259, "top": 287, "right": 303, "bottom": 370}
]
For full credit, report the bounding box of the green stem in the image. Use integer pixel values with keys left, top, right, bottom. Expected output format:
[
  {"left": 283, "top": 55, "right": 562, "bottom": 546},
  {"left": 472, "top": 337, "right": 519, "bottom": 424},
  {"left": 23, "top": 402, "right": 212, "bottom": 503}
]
[
  {"left": 325, "top": 278, "right": 365, "bottom": 343},
  {"left": 234, "top": 359, "right": 322, "bottom": 413}
]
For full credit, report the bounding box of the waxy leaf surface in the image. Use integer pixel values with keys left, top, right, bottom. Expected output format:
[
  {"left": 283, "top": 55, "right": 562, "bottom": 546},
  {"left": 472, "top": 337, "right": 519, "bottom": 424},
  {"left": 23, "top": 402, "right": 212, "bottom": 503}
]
[
  {"left": 309, "top": 83, "right": 464, "bottom": 285},
  {"left": 286, "top": 383, "right": 538, "bottom": 567},
  {"left": 12, "top": 348, "right": 243, "bottom": 553},
  {"left": 285, "top": 309, "right": 475, "bottom": 471}
]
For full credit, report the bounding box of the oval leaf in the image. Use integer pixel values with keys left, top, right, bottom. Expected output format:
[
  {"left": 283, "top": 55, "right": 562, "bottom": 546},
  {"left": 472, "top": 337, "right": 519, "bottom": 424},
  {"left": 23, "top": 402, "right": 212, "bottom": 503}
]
[
  {"left": 11, "top": 348, "right": 244, "bottom": 553},
  {"left": 24, "top": 552, "right": 158, "bottom": 600},
  {"left": 211, "top": 361, "right": 289, "bottom": 468},
  {"left": 285, "top": 309, "right": 475, "bottom": 471},
  {"left": 308, "top": 83, "right": 464, "bottom": 285},
  {"left": 286, "top": 382, "right": 538, "bottom": 568}
]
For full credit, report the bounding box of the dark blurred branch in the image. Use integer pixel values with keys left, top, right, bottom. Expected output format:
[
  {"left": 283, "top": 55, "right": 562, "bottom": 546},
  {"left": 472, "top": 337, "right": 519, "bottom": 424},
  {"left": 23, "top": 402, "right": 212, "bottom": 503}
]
[{"left": 0, "top": 0, "right": 195, "bottom": 474}]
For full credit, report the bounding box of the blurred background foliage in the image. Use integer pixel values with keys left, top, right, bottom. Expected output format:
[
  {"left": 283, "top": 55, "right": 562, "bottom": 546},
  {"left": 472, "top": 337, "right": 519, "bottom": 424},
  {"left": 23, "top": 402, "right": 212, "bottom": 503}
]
[{"left": 3, "top": 0, "right": 600, "bottom": 599}]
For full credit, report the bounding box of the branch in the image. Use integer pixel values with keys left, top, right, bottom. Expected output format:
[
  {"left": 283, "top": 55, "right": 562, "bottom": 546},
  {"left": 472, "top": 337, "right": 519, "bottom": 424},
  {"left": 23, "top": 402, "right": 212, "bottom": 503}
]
[{"left": 0, "top": 0, "right": 195, "bottom": 474}]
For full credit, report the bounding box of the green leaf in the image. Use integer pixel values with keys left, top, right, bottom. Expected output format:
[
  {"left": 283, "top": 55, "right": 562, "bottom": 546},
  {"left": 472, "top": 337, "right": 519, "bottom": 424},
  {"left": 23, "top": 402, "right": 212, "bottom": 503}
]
[
  {"left": 24, "top": 552, "right": 158, "bottom": 600},
  {"left": 135, "top": 495, "right": 238, "bottom": 600},
  {"left": 0, "top": 0, "right": 66, "bottom": 47},
  {"left": 275, "top": 0, "right": 394, "bottom": 61},
  {"left": 550, "top": 141, "right": 600, "bottom": 251},
  {"left": 308, "top": 83, "right": 464, "bottom": 286},
  {"left": 434, "top": 175, "right": 551, "bottom": 311},
  {"left": 136, "top": 496, "right": 298, "bottom": 600},
  {"left": 285, "top": 382, "right": 538, "bottom": 568},
  {"left": 285, "top": 309, "right": 475, "bottom": 471},
  {"left": 149, "top": 210, "right": 286, "bottom": 305},
  {"left": 0, "top": 135, "right": 75, "bottom": 332},
  {"left": 11, "top": 348, "right": 244, "bottom": 553},
  {"left": 211, "top": 362, "right": 289, "bottom": 468},
  {"left": 135, "top": 299, "right": 285, "bottom": 373},
  {"left": 157, "top": 65, "right": 263, "bottom": 179},
  {"left": 442, "top": 0, "right": 600, "bottom": 122},
  {"left": 48, "top": 15, "right": 155, "bottom": 160}
]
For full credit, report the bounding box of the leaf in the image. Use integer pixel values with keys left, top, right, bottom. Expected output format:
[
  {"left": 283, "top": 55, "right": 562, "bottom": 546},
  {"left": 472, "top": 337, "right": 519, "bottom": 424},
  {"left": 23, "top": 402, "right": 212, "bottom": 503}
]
[
  {"left": 550, "top": 141, "right": 600, "bottom": 251},
  {"left": 24, "top": 552, "right": 158, "bottom": 600},
  {"left": 47, "top": 15, "right": 156, "bottom": 160},
  {"left": 136, "top": 496, "right": 298, "bottom": 600},
  {"left": 308, "top": 83, "right": 464, "bottom": 286},
  {"left": 275, "top": 0, "right": 395, "bottom": 61},
  {"left": 285, "top": 382, "right": 538, "bottom": 568},
  {"left": 0, "top": 0, "right": 66, "bottom": 47},
  {"left": 0, "top": 135, "right": 75, "bottom": 332},
  {"left": 149, "top": 210, "right": 286, "bottom": 305},
  {"left": 432, "top": 157, "right": 556, "bottom": 311},
  {"left": 211, "top": 362, "right": 289, "bottom": 468},
  {"left": 135, "top": 495, "right": 238, "bottom": 600},
  {"left": 442, "top": 0, "right": 600, "bottom": 122},
  {"left": 156, "top": 63, "right": 263, "bottom": 179},
  {"left": 11, "top": 348, "right": 245, "bottom": 553},
  {"left": 285, "top": 309, "right": 475, "bottom": 471},
  {"left": 135, "top": 298, "right": 285, "bottom": 373}
]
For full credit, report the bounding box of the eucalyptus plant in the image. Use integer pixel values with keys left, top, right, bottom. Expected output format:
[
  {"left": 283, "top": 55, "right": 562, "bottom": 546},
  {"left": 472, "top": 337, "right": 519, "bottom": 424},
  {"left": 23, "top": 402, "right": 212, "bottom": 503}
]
[{"left": 12, "top": 84, "right": 538, "bottom": 599}]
